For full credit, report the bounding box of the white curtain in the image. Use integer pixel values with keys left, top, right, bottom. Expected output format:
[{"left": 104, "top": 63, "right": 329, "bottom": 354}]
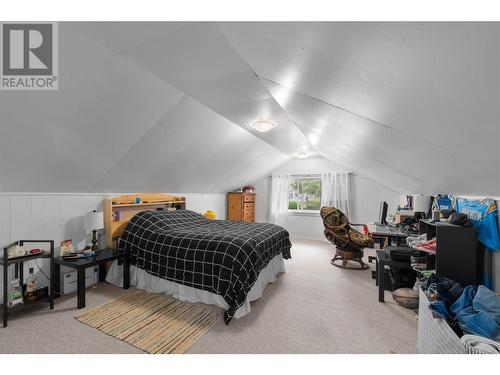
[
  {"left": 269, "top": 174, "right": 290, "bottom": 226},
  {"left": 321, "top": 172, "right": 352, "bottom": 218}
]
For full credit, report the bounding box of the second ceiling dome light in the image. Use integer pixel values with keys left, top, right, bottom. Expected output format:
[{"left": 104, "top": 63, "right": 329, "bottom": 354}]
[{"left": 250, "top": 119, "right": 277, "bottom": 133}]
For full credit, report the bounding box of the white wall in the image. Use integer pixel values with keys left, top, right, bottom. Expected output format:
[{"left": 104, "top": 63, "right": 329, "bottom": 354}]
[
  {"left": 255, "top": 161, "right": 500, "bottom": 292},
  {"left": 175, "top": 193, "right": 227, "bottom": 220},
  {"left": 254, "top": 157, "right": 401, "bottom": 240},
  {"left": 0, "top": 192, "right": 225, "bottom": 300}
]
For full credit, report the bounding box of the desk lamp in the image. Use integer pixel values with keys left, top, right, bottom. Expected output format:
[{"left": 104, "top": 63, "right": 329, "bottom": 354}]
[{"left": 85, "top": 211, "right": 104, "bottom": 252}]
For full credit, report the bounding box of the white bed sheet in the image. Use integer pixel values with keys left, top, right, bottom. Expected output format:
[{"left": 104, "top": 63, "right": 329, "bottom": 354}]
[{"left": 106, "top": 253, "right": 286, "bottom": 319}]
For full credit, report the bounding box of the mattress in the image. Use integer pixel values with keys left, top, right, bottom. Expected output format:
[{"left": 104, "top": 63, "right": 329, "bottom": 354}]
[{"left": 118, "top": 210, "right": 292, "bottom": 323}]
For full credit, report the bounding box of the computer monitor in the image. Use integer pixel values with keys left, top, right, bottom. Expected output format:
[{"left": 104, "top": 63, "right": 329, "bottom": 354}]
[{"left": 379, "top": 201, "right": 388, "bottom": 225}]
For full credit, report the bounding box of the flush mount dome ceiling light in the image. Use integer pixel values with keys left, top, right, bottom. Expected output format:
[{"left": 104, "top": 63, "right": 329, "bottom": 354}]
[
  {"left": 250, "top": 119, "right": 277, "bottom": 133},
  {"left": 296, "top": 146, "right": 309, "bottom": 159}
]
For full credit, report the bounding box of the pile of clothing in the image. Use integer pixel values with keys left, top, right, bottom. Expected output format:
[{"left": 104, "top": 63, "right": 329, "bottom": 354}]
[
  {"left": 407, "top": 234, "right": 437, "bottom": 252},
  {"left": 440, "top": 209, "right": 474, "bottom": 227},
  {"left": 393, "top": 218, "right": 420, "bottom": 235},
  {"left": 423, "top": 274, "right": 500, "bottom": 353}
]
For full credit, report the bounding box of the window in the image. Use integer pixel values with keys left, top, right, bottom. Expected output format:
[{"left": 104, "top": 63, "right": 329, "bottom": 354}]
[{"left": 288, "top": 175, "right": 322, "bottom": 212}]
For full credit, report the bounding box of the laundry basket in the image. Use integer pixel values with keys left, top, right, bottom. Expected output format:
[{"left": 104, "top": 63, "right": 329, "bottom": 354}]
[{"left": 417, "top": 287, "right": 489, "bottom": 354}]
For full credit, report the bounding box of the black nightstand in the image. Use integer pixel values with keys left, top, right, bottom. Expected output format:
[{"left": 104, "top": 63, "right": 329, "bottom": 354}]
[{"left": 54, "top": 248, "right": 130, "bottom": 309}]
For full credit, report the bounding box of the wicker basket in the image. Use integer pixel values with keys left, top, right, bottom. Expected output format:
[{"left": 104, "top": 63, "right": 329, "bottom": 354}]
[{"left": 417, "top": 287, "right": 490, "bottom": 354}]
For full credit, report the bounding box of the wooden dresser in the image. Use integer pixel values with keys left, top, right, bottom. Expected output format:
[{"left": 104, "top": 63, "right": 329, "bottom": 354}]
[{"left": 227, "top": 192, "right": 255, "bottom": 222}]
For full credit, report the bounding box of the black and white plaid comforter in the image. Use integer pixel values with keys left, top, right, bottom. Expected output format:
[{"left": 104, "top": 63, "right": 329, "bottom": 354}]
[{"left": 119, "top": 210, "right": 292, "bottom": 324}]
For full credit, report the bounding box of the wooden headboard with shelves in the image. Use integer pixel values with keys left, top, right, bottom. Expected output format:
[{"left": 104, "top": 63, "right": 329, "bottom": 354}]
[{"left": 103, "top": 193, "right": 186, "bottom": 249}]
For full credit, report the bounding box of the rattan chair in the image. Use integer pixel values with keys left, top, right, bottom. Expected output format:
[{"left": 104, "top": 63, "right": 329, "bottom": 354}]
[{"left": 320, "top": 206, "right": 374, "bottom": 270}]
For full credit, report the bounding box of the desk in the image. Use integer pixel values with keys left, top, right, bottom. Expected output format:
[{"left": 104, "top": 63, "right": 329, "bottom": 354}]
[{"left": 369, "top": 224, "right": 408, "bottom": 247}]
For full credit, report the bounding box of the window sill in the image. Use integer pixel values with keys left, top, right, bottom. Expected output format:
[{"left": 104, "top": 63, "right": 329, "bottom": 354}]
[{"left": 287, "top": 211, "right": 320, "bottom": 217}]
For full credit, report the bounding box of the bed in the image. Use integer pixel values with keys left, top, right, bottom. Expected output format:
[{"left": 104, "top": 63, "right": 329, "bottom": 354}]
[{"left": 107, "top": 209, "right": 292, "bottom": 323}]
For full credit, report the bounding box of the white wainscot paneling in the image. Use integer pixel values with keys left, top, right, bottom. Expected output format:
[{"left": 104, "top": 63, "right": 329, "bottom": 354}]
[
  {"left": 60, "top": 196, "right": 86, "bottom": 251},
  {"left": 0, "top": 196, "right": 11, "bottom": 247},
  {"left": 42, "top": 195, "right": 61, "bottom": 247},
  {"left": 0, "top": 194, "right": 111, "bottom": 294},
  {"left": 31, "top": 196, "right": 44, "bottom": 239},
  {"left": 0, "top": 196, "right": 11, "bottom": 301}
]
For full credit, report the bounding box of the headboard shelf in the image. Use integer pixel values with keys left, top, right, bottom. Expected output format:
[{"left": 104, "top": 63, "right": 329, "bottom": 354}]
[
  {"left": 112, "top": 201, "right": 186, "bottom": 208},
  {"left": 104, "top": 193, "right": 186, "bottom": 249}
]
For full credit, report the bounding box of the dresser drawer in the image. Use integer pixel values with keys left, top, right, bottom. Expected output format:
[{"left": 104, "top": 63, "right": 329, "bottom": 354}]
[
  {"left": 243, "top": 194, "right": 255, "bottom": 203},
  {"left": 243, "top": 206, "right": 255, "bottom": 214},
  {"left": 243, "top": 211, "right": 255, "bottom": 222},
  {"left": 243, "top": 202, "right": 254, "bottom": 211}
]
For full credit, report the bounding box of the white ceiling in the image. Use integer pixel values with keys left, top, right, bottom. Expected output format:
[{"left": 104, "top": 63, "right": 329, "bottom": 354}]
[
  {"left": 0, "top": 26, "right": 184, "bottom": 192},
  {"left": 70, "top": 22, "right": 316, "bottom": 157},
  {"left": 0, "top": 22, "right": 498, "bottom": 194},
  {"left": 90, "top": 96, "right": 289, "bottom": 193},
  {"left": 219, "top": 22, "right": 500, "bottom": 195}
]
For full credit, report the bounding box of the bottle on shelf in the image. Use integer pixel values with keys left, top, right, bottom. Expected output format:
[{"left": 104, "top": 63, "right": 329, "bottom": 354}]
[
  {"left": 112, "top": 210, "right": 121, "bottom": 222},
  {"left": 25, "top": 267, "right": 37, "bottom": 303}
]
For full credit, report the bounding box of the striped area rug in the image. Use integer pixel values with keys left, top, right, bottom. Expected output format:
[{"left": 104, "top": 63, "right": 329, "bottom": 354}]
[{"left": 76, "top": 290, "right": 220, "bottom": 354}]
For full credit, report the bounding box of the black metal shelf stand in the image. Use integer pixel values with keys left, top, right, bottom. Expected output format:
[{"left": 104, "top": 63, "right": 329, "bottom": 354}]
[{"left": 1, "top": 240, "right": 55, "bottom": 327}]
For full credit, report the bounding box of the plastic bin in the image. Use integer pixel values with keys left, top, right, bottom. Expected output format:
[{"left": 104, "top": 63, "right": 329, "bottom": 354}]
[{"left": 417, "top": 287, "right": 489, "bottom": 354}]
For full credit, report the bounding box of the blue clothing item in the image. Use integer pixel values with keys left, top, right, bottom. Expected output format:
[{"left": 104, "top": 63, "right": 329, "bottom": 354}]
[
  {"left": 455, "top": 198, "right": 500, "bottom": 252},
  {"left": 428, "top": 282, "right": 464, "bottom": 305},
  {"left": 450, "top": 285, "right": 477, "bottom": 313},
  {"left": 434, "top": 195, "right": 453, "bottom": 210},
  {"left": 450, "top": 285, "right": 500, "bottom": 341},
  {"left": 424, "top": 274, "right": 464, "bottom": 320},
  {"left": 423, "top": 274, "right": 464, "bottom": 304}
]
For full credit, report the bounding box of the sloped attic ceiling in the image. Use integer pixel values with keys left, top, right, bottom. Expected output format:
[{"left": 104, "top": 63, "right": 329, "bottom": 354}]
[
  {"left": 0, "top": 22, "right": 498, "bottom": 195},
  {"left": 0, "top": 23, "right": 290, "bottom": 193},
  {"left": 70, "top": 22, "right": 316, "bottom": 157},
  {"left": 218, "top": 22, "right": 500, "bottom": 195}
]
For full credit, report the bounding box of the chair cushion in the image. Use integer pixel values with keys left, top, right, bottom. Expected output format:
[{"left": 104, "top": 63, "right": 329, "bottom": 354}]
[
  {"left": 320, "top": 206, "right": 374, "bottom": 249},
  {"left": 349, "top": 228, "right": 374, "bottom": 248}
]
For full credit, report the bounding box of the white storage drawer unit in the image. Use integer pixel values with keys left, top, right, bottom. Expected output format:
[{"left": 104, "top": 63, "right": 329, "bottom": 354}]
[{"left": 59, "top": 267, "right": 98, "bottom": 295}]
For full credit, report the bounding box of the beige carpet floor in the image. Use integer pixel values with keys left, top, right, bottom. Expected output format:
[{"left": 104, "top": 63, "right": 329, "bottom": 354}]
[{"left": 0, "top": 239, "right": 417, "bottom": 354}]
